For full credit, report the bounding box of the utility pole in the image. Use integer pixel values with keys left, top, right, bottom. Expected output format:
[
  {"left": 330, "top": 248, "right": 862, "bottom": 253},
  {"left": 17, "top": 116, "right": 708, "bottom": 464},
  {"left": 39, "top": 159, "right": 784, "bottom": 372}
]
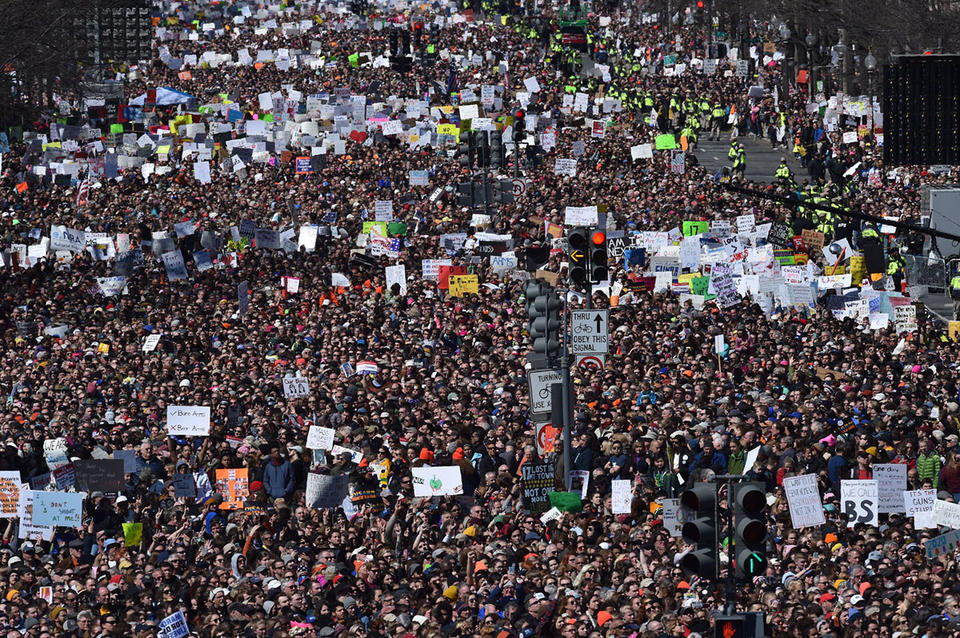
[
  {"left": 560, "top": 290, "right": 572, "bottom": 488},
  {"left": 838, "top": 28, "right": 851, "bottom": 94}
]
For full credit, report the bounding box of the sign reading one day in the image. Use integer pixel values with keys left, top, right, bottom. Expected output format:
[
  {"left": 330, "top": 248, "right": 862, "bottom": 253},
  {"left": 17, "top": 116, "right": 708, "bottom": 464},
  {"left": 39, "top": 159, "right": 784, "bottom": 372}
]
[
  {"left": 874, "top": 463, "right": 907, "bottom": 513},
  {"left": 570, "top": 310, "right": 608, "bottom": 354},
  {"left": 527, "top": 369, "right": 562, "bottom": 417}
]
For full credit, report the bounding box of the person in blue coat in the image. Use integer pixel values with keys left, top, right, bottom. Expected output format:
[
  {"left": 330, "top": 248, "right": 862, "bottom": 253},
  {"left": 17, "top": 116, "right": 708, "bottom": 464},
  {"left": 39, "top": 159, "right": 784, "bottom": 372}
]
[{"left": 262, "top": 446, "right": 295, "bottom": 501}]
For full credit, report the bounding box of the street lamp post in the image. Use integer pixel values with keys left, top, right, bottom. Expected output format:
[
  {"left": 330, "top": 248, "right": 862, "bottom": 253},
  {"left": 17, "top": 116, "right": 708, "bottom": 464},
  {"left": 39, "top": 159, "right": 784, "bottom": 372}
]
[
  {"left": 805, "top": 32, "right": 817, "bottom": 98},
  {"left": 864, "top": 50, "right": 878, "bottom": 98}
]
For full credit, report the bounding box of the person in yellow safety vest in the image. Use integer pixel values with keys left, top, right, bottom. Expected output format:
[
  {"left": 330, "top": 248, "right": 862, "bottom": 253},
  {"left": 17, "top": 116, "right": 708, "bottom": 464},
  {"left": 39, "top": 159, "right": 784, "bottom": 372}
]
[
  {"left": 887, "top": 248, "right": 905, "bottom": 290},
  {"left": 699, "top": 98, "right": 711, "bottom": 129},
  {"left": 816, "top": 209, "right": 835, "bottom": 238},
  {"left": 775, "top": 159, "right": 791, "bottom": 185},
  {"left": 860, "top": 223, "right": 880, "bottom": 248},
  {"left": 680, "top": 124, "right": 697, "bottom": 150},
  {"left": 729, "top": 141, "right": 744, "bottom": 176},
  {"left": 952, "top": 270, "right": 960, "bottom": 319},
  {"left": 709, "top": 104, "right": 725, "bottom": 140}
]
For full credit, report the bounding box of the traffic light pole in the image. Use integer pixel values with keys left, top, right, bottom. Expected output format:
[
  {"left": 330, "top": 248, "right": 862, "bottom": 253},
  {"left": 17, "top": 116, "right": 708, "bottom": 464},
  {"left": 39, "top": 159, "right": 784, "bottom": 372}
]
[
  {"left": 560, "top": 289, "right": 572, "bottom": 488},
  {"left": 481, "top": 169, "right": 491, "bottom": 218},
  {"left": 712, "top": 473, "right": 751, "bottom": 616}
]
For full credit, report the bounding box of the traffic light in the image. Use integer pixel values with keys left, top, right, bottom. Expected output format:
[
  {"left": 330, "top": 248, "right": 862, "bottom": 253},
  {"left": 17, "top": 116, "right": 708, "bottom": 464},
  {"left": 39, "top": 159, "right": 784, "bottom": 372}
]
[
  {"left": 459, "top": 132, "right": 475, "bottom": 170},
  {"left": 733, "top": 482, "right": 768, "bottom": 581},
  {"left": 478, "top": 131, "right": 490, "bottom": 168},
  {"left": 514, "top": 110, "right": 525, "bottom": 139},
  {"left": 525, "top": 280, "right": 561, "bottom": 363},
  {"left": 490, "top": 131, "right": 503, "bottom": 170},
  {"left": 713, "top": 616, "right": 745, "bottom": 638},
  {"left": 492, "top": 179, "right": 514, "bottom": 204},
  {"left": 567, "top": 229, "right": 588, "bottom": 284},
  {"left": 457, "top": 182, "right": 474, "bottom": 208},
  {"left": 589, "top": 229, "right": 607, "bottom": 283},
  {"left": 680, "top": 483, "right": 718, "bottom": 580}
]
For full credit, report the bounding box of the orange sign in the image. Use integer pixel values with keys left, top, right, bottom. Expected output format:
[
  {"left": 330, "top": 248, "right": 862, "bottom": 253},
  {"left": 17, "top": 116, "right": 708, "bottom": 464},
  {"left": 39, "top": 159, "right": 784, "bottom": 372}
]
[{"left": 215, "top": 468, "right": 248, "bottom": 510}]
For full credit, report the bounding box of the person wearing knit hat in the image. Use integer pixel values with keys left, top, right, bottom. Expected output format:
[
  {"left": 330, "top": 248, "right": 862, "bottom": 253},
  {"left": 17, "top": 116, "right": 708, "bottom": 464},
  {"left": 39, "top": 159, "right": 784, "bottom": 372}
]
[{"left": 443, "top": 585, "right": 458, "bottom": 600}]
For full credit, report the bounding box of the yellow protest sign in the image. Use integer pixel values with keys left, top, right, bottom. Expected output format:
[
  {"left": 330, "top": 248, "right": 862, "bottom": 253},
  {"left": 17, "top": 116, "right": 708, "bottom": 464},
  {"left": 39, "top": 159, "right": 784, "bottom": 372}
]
[
  {"left": 437, "top": 123, "right": 460, "bottom": 142},
  {"left": 448, "top": 274, "right": 479, "bottom": 296},
  {"left": 849, "top": 255, "right": 866, "bottom": 282},
  {"left": 362, "top": 221, "right": 388, "bottom": 237},
  {"left": 950, "top": 321, "right": 960, "bottom": 342},
  {"left": 123, "top": 522, "right": 143, "bottom": 547}
]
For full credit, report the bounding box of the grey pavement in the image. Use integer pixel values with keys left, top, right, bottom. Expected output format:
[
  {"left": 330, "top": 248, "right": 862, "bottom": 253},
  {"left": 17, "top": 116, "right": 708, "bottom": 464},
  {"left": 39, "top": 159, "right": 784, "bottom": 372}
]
[{"left": 693, "top": 135, "right": 804, "bottom": 184}]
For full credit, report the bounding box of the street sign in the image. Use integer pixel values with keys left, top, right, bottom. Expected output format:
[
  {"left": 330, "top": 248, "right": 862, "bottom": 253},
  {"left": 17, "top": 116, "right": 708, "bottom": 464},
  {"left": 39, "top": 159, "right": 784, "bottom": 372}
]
[
  {"left": 570, "top": 310, "right": 608, "bottom": 354},
  {"left": 535, "top": 421, "right": 559, "bottom": 455},
  {"left": 527, "top": 369, "right": 562, "bottom": 417},
  {"left": 575, "top": 354, "right": 605, "bottom": 369},
  {"left": 511, "top": 178, "right": 526, "bottom": 197}
]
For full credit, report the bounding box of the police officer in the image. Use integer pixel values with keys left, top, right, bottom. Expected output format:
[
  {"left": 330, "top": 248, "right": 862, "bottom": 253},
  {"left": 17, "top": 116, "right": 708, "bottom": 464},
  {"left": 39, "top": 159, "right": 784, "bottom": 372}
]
[
  {"left": 775, "top": 158, "right": 791, "bottom": 185},
  {"left": 951, "top": 268, "right": 960, "bottom": 320},
  {"left": 729, "top": 140, "right": 745, "bottom": 177},
  {"left": 859, "top": 223, "right": 880, "bottom": 250},
  {"left": 887, "top": 247, "right": 905, "bottom": 291}
]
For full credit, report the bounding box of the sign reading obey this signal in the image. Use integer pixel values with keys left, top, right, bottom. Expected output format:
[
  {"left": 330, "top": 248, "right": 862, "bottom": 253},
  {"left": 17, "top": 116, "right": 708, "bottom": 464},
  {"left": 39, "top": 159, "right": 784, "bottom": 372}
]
[{"left": 570, "top": 310, "right": 608, "bottom": 354}]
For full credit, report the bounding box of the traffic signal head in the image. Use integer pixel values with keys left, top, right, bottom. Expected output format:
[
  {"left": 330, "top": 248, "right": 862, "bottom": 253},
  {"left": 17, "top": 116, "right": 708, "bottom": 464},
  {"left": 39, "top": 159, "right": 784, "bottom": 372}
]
[
  {"left": 589, "top": 229, "right": 607, "bottom": 283},
  {"left": 459, "top": 132, "right": 475, "bottom": 170},
  {"left": 733, "top": 482, "right": 768, "bottom": 581},
  {"left": 680, "top": 483, "right": 718, "bottom": 580},
  {"left": 567, "top": 229, "right": 588, "bottom": 284},
  {"left": 526, "top": 283, "right": 562, "bottom": 361},
  {"left": 490, "top": 132, "right": 503, "bottom": 170}
]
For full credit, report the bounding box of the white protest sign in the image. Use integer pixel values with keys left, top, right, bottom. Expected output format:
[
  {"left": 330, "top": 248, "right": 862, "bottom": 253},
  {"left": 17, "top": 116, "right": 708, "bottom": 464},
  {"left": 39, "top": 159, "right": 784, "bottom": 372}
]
[
  {"left": 385, "top": 264, "right": 407, "bottom": 294},
  {"left": 159, "top": 611, "right": 190, "bottom": 638},
  {"left": 841, "top": 480, "right": 879, "bottom": 528},
  {"left": 662, "top": 498, "right": 685, "bottom": 537},
  {"left": 905, "top": 488, "right": 936, "bottom": 518},
  {"left": 32, "top": 491, "right": 83, "bottom": 527},
  {"left": 783, "top": 474, "right": 825, "bottom": 529},
  {"left": 306, "top": 426, "right": 335, "bottom": 451},
  {"left": 874, "top": 463, "right": 907, "bottom": 513},
  {"left": 411, "top": 466, "right": 464, "bottom": 497},
  {"left": 17, "top": 487, "right": 54, "bottom": 541},
  {"left": 630, "top": 144, "right": 653, "bottom": 160},
  {"left": 564, "top": 206, "right": 599, "bottom": 226},
  {"left": 374, "top": 200, "right": 394, "bottom": 221},
  {"left": 611, "top": 479, "right": 632, "bottom": 514},
  {"left": 567, "top": 470, "right": 590, "bottom": 499},
  {"left": 925, "top": 529, "right": 960, "bottom": 560},
  {"left": 282, "top": 376, "right": 310, "bottom": 398},
  {"left": 161, "top": 250, "right": 188, "bottom": 281},
  {"left": 50, "top": 225, "right": 85, "bottom": 252},
  {"left": 165, "top": 405, "right": 211, "bottom": 436},
  {"left": 933, "top": 499, "right": 960, "bottom": 530},
  {"left": 142, "top": 334, "right": 161, "bottom": 352}
]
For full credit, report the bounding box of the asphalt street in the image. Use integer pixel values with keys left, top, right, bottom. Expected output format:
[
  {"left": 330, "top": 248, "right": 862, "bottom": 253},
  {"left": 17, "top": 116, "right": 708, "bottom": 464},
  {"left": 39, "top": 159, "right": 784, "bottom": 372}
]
[{"left": 694, "top": 135, "right": 805, "bottom": 184}]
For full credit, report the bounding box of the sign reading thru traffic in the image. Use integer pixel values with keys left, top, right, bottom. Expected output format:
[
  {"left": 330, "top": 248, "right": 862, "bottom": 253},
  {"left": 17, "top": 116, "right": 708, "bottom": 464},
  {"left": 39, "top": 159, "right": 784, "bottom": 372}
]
[{"left": 570, "top": 310, "right": 608, "bottom": 354}]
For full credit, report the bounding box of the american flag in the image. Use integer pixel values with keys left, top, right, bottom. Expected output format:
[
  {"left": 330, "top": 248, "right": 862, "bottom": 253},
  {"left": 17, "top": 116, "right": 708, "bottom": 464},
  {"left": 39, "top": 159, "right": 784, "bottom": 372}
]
[{"left": 75, "top": 167, "right": 92, "bottom": 208}]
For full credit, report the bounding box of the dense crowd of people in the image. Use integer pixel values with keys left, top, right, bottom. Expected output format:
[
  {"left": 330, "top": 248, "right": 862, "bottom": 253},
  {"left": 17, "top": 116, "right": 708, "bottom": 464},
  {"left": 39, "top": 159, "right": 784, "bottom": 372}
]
[{"left": 0, "top": 0, "right": 959, "bottom": 637}]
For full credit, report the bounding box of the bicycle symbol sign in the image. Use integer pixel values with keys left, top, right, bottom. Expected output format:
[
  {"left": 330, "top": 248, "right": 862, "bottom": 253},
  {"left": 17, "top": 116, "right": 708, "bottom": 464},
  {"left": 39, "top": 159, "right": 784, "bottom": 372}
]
[{"left": 570, "top": 310, "right": 608, "bottom": 355}]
